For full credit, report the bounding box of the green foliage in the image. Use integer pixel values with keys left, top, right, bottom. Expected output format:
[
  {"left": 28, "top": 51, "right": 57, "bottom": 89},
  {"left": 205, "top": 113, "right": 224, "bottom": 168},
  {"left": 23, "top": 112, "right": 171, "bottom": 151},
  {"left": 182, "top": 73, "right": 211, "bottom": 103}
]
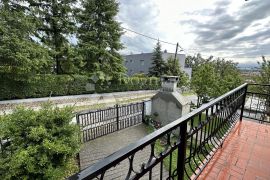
[
  {"left": 77, "top": 0, "right": 126, "bottom": 80},
  {"left": 0, "top": 103, "right": 80, "bottom": 179},
  {"left": 0, "top": 0, "right": 159, "bottom": 100},
  {"left": 28, "top": 0, "right": 80, "bottom": 74},
  {"left": 191, "top": 63, "right": 218, "bottom": 106},
  {"left": 0, "top": 1, "right": 52, "bottom": 89},
  {"left": 212, "top": 58, "right": 242, "bottom": 95},
  {"left": 190, "top": 54, "right": 242, "bottom": 106},
  {"left": 132, "top": 73, "right": 148, "bottom": 78},
  {"left": 0, "top": 75, "right": 160, "bottom": 100},
  {"left": 164, "top": 56, "right": 189, "bottom": 87},
  {"left": 256, "top": 56, "right": 270, "bottom": 85},
  {"left": 96, "top": 77, "right": 160, "bottom": 93},
  {"left": 149, "top": 41, "right": 166, "bottom": 77},
  {"left": 185, "top": 53, "right": 213, "bottom": 72},
  {"left": 253, "top": 56, "right": 270, "bottom": 115},
  {"left": 0, "top": 75, "right": 90, "bottom": 100}
]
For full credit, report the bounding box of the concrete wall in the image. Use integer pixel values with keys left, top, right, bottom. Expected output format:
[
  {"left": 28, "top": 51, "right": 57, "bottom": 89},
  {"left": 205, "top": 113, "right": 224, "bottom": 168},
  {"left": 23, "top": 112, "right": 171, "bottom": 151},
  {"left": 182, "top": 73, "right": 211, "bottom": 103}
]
[
  {"left": 0, "top": 90, "right": 158, "bottom": 115},
  {"left": 124, "top": 53, "right": 153, "bottom": 75},
  {"left": 151, "top": 92, "right": 190, "bottom": 127},
  {"left": 123, "top": 53, "right": 192, "bottom": 78},
  {"left": 151, "top": 96, "right": 182, "bottom": 126}
]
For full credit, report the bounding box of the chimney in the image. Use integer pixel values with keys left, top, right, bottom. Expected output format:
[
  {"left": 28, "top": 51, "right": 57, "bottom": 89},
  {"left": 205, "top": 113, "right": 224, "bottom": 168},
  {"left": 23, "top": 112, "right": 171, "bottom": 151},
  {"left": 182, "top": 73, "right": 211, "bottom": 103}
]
[
  {"left": 151, "top": 75, "right": 190, "bottom": 128},
  {"left": 161, "top": 76, "right": 179, "bottom": 92}
]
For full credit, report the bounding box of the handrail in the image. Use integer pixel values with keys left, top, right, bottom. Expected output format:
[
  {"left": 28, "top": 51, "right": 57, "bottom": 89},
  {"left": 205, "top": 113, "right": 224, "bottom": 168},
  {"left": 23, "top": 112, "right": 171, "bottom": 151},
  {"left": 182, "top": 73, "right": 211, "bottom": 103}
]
[
  {"left": 243, "top": 83, "right": 270, "bottom": 122},
  {"left": 69, "top": 83, "right": 248, "bottom": 179},
  {"left": 248, "top": 83, "right": 270, "bottom": 87}
]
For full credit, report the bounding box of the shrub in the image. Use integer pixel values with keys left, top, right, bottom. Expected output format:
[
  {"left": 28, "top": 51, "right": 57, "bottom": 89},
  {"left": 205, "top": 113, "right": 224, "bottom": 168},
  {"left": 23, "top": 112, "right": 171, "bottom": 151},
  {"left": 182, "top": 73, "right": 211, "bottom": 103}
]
[
  {"left": 0, "top": 103, "right": 80, "bottom": 179},
  {"left": 95, "top": 77, "right": 160, "bottom": 93},
  {"left": 0, "top": 75, "right": 160, "bottom": 100},
  {"left": 0, "top": 75, "right": 90, "bottom": 100},
  {"left": 29, "top": 75, "right": 91, "bottom": 97}
]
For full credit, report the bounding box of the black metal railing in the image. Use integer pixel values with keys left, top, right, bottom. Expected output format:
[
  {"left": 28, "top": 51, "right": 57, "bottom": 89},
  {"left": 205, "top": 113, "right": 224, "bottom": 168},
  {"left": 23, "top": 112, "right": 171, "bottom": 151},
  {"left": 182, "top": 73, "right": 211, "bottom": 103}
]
[
  {"left": 77, "top": 102, "right": 145, "bottom": 142},
  {"left": 69, "top": 84, "right": 248, "bottom": 180},
  {"left": 242, "top": 83, "right": 270, "bottom": 123}
]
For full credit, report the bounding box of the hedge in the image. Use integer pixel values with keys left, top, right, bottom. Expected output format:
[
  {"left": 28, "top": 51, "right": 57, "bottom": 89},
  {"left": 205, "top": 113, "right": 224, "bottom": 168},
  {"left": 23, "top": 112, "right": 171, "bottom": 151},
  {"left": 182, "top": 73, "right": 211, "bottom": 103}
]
[
  {"left": 0, "top": 103, "right": 80, "bottom": 179},
  {"left": 97, "top": 77, "right": 160, "bottom": 93},
  {"left": 0, "top": 75, "right": 91, "bottom": 100},
  {"left": 0, "top": 75, "right": 160, "bottom": 100}
]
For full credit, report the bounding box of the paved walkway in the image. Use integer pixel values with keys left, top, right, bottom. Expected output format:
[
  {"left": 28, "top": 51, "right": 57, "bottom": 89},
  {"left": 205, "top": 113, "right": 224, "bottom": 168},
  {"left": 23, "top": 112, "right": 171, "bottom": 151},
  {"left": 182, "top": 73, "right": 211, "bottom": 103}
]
[
  {"left": 79, "top": 123, "right": 168, "bottom": 179},
  {"left": 198, "top": 120, "right": 270, "bottom": 180}
]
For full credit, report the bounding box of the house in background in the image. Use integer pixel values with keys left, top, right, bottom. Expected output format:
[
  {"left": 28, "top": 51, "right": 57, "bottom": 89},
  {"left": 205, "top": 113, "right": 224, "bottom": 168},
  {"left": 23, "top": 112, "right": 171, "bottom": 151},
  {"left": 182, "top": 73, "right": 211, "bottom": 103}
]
[{"left": 123, "top": 52, "right": 192, "bottom": 78}]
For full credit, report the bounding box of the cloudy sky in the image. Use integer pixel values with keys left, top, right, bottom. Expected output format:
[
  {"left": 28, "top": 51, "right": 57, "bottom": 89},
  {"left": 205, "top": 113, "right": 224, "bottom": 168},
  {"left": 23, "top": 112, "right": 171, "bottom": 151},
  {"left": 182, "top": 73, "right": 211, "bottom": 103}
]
[{"left": 117, "top": 0, "right": 270, "bottom": 64}]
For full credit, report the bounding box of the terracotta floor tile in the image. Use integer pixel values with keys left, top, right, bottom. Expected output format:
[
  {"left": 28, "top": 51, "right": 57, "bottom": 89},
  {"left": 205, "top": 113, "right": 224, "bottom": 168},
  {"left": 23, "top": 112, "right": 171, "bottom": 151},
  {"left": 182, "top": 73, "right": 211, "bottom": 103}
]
[
  {"left": 243, "top": 170, "right": 257, "bottom": 180},
  {"left": 230, "top": 165, "right": 245, "bottom": 175},
  {"left": 229, "top": 175, "right": 241, "bottom": 180},
  {"left": 197, "top": 120, "right": 270, "bottom": 180}
]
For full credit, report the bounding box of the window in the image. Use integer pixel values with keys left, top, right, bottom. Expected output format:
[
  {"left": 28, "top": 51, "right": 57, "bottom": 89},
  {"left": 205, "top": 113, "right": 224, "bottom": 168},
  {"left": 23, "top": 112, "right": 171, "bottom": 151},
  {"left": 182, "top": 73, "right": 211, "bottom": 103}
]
[
  {"left": 140, "top": 60, "right": 144, "bottom": 66},
  {"left": 130, "top": 59, "right": 133, "bottom": 63}
]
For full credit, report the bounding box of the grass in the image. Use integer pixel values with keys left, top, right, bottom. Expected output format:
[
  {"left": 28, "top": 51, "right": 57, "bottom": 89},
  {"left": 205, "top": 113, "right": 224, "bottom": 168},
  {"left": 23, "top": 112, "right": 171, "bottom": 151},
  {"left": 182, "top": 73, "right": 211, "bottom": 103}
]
[
  {"left": 188, "top": 113, "right": 229, "bottom": 135},
  {"left": 188, "top": 113, "right": 213, "bottom": 133},
  {"left": 182, "top": 91, "right": 196, "bottom": 97},
  {"left": 145, "top": 124, "right": 209, "bottom": 179},
  {"left": 74, "top": 103, "right": 108, "bottom": 112},
  {"left": 74, "top": 96, "right": 151, "bottom": 112}
]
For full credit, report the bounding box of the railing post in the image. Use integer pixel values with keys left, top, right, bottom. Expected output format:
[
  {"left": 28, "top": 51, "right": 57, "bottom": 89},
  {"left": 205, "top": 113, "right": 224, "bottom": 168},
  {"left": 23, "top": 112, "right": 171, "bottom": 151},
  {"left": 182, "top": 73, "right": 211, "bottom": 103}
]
[
  {"left": 267, "top": 85, "right": 270, "bottom": 116},
  {"left": 142, "top": 101, "right": 145, "bottom": 123},
  {"left": 76, "top": 114, "right": 83, "bottom": 143},
  {"left": 240, "top": 84, "right": 248, "bottom": 121},
  {"left": 116, "top": 104, "right": 119, "bottom": 130},
  {"left": 76, "top": 114, "right": 81, "bottom": 171},
  {"left": 76, "top": 153, "right": 81, "bottom": 171},
  {"left": 177, "top": 121, "right": 188, "bottom": 180}
]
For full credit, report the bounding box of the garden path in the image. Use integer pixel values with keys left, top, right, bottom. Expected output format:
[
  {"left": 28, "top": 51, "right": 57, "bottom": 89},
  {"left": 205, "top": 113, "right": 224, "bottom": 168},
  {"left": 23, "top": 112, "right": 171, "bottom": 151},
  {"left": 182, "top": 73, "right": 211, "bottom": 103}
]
[{"left": 79, "top": 123, "right": 169, "bottom": 179}]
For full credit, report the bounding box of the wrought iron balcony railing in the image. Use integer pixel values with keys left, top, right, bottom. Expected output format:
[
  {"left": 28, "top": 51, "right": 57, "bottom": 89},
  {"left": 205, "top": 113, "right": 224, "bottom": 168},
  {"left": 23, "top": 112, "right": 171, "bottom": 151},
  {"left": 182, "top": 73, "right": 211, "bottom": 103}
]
[
  {"left": 242, "top": 83, "right": 270, "bottom": 123},
  {"left": 69, "top": 83, "right": 269, "bottom": 180}
]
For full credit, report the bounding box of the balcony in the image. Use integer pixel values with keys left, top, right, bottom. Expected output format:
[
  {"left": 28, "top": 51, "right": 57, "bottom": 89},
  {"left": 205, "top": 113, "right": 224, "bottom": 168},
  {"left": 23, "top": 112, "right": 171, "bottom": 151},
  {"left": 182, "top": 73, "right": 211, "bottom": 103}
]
[
  {"left": 198, "top": 120, "right": 270, "bottom": 179},
  {"left": 69, "top": 83, "right": 270, "bottom": 180}
]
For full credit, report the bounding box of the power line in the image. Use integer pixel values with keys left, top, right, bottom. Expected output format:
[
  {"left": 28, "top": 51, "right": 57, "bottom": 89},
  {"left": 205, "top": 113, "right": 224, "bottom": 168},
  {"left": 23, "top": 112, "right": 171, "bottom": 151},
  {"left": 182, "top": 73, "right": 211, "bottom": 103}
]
[
  {"left": 122, "top": 26, "right": 270, "bottom": 60},
  {"left": 122, "top": 27, "right": 178, "bottom": 46}
]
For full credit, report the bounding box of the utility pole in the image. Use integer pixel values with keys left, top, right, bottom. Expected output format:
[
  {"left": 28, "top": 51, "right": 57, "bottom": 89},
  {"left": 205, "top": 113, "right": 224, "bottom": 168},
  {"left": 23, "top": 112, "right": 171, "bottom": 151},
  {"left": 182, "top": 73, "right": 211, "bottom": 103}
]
[{"left": 174, "top": 42, "right": 179, "bottom": 67}]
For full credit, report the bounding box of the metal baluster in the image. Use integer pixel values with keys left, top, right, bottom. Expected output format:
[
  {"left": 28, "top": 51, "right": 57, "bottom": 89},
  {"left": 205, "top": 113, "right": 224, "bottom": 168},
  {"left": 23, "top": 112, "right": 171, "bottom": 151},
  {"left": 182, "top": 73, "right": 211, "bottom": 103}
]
[{"left": 177, "top": 121, "right": 188, "bottom": 180}]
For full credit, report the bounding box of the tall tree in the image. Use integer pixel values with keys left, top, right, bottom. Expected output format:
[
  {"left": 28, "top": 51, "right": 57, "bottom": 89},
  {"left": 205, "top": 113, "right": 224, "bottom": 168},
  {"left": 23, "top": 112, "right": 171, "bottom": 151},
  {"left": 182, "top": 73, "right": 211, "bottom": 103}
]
[
  {"left": 165, "top": 56, "right": 189, "bottom": 87},
  {"left": 28, "top": 0, "right": 78, "bottom": 74},
  {"left": 212, "top": 58, "right": 242, "bottom": 95},
  {"left": 256, "top": 56, "right": 270, "bottom": 115},
  {"left": 257, "top": 56, "right": 270, "bottom": 84},
  {"left": 77, "top": 0, "right": 126, "bottom": 82},
  {"left": 185, "top": 53, "right": 212, "bottom": 74},
  {"left": 191, "top": 63, "right": 219, "bottom": 107},
  {"left": 149, "top": 41, "right": 166, "bottom": 77},
  {"left": 0, "top": 1, "right": 51, "bottom": 98},
  {"left": 189, "top": 55, "right": 242, "bottom": 107}
]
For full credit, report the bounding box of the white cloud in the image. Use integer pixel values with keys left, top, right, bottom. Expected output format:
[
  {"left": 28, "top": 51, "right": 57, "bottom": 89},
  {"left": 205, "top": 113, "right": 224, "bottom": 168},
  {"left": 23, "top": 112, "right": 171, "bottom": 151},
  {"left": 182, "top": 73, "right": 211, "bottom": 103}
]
[{"left": 118, "top": 0, "right": 270, "bottom": 63}]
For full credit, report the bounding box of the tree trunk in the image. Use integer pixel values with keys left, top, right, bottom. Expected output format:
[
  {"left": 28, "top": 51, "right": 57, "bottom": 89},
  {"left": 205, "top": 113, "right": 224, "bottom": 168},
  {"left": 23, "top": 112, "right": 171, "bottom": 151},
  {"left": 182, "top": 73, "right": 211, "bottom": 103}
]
[
  {"left": 197, "top": 96, "right": 201, "bottom": 108},
  {"left": 266, "top": 98, "right": 270, "bottom": 116}
]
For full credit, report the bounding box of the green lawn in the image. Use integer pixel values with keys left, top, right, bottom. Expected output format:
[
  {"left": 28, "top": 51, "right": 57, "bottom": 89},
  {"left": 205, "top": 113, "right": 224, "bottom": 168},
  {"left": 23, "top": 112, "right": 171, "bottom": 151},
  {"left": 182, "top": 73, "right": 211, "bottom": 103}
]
[
  {"left": 182, "top": 91, "right": 196, "bottom": 97},
  {"left": 145, "top": 125, "right": 211, "bottom": 179},
  {"left": 188, "top": 113, "right": 228, "bottom": 135},
  {"left": 188, "top": 113, "right": 212, "bottom": 133},
  {"left": 74, "top": 96, "right": 151, "bottom": 112}
]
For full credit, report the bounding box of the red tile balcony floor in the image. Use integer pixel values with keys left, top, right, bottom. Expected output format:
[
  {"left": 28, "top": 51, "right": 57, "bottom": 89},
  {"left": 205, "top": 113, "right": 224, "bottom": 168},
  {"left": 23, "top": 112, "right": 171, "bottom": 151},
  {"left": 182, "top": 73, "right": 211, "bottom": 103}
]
[{"left": 198, "top": 120, "right": 270, "bottom": 180}]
